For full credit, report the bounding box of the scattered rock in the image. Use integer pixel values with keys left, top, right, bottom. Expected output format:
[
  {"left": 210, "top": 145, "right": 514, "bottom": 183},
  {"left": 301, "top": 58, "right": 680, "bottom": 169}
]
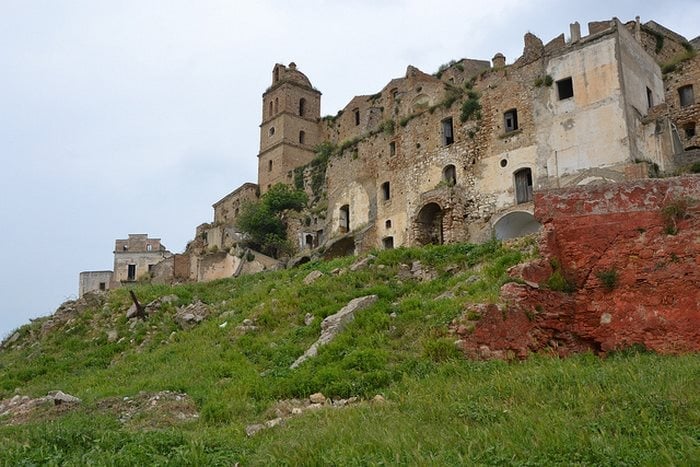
[
  {"left": 106, "top": 329, "right": 118, "bottom": 342},
  {"left": 291, "top": 295, "right": 378, "bottom": 368},
  {"left": 49, "top": 391, "right": 81, "bottom": 405},
  {"left": 350, "top": 255, "right": 376, "bottom": 271},
  {"left": 245, "top": 423, "right": 265, "bottom": 437},
  {"left": 219, "top": 321, "right": 228, "bottom": 328},
  {"left": 236, "top": 318, "right": 258, "bottom": 332},
  {"left": 435, "top": 291, "right": 455, "bottom": 300},
  {"left": 372, "top": 394, "right": 386, "bottom": 404},
  {"left": 304, "top": 313, "right": 315, "bottom": 326},
  {"left": 125, "top": 303, "right": 139, "bottom": 319},
  {"left": 174, "top": 301, "right": 210, "bottom": 329},
  {"left": 309, "top": 392, "right": 326, "bottom": 404},
  {"left": 303, "top": 270, "right": 324, "bottom": 285}
]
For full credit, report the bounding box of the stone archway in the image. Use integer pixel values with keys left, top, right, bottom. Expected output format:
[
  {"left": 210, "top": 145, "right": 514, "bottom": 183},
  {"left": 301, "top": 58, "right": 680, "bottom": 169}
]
[
  {"left": 414, "top": 202, "right": 444, "bottom": 245},
  {"left": 493, "top": 211, "right": 541, "bottom": 240}
]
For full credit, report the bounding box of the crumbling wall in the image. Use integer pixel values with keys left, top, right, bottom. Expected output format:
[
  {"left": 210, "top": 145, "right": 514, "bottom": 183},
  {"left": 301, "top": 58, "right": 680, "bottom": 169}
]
[{"left": 456, "top": 176, "right": 700, "bottom": 358}]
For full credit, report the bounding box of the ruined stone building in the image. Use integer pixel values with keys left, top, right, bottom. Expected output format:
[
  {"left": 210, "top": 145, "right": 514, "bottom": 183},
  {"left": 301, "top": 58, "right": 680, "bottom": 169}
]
[
  {"left": 79, "top": 234, "right": 171, "bottom": 297},
  {"left": 80, "top": 17, "right": 700, "bottom": 288}
]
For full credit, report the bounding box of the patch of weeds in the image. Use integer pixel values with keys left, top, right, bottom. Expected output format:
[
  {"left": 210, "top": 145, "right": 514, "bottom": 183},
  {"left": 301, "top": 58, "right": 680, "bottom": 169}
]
[
  {"left": 534, "top": 75, "right": 553, "bottom": 87},
  {"left": 661, "top": 197, "right": 690, "bottom": 234},
  {"left": 545, "top": 258, "right": 574, "bottom": 292},
  {"left": 595, "top": 268, "right": 619, "bottom": 292},
  {"left": 460, "top": 91, "right": 481, "bottom": 123}
]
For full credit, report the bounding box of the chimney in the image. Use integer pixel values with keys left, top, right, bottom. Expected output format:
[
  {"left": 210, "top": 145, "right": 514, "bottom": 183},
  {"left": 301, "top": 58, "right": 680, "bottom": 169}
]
[
  {"left": 570, "top": 22, "right": 581, "bottom": 43},
  {"left": 492, "top": 53, "right": 506, "bottom": 68}
]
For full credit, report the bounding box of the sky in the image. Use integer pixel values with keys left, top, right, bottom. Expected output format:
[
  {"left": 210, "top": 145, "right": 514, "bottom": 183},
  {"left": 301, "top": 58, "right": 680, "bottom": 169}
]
[{"left": 1, "top": 0, "right": 698, "bottom": 339}]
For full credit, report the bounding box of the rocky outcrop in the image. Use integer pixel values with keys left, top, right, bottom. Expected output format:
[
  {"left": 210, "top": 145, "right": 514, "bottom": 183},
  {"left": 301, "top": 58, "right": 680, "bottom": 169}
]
[
  {"left": 455, "top": 176, "right": 700, "bottom": 358},
  {"left": 291, "top": 295, "right": 378, "bottom": 368}
]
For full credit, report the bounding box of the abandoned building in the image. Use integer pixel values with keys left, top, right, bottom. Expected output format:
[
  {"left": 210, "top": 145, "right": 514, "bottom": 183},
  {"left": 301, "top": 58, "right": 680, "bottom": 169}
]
[
  {"left": 79, "top": 234, "right": 171, "bottom": 297},
  {"left": 80, "top": 16, "right": 700, "bottom": 288}
]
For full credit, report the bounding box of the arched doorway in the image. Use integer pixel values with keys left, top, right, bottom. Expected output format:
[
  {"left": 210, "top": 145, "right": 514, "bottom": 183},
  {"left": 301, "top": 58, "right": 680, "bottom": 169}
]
[
  {"left": 415, "top": 203, "right": 444, "bottom": 245},
  {"left": 493, "top": 211, "right": 541, "bottom": 240}
]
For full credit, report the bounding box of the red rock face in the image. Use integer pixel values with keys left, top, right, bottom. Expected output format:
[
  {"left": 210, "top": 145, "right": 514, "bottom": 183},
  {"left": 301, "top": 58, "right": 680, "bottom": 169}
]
[{"left": 456, "top": 176, "right": 700, "bottom": 358}]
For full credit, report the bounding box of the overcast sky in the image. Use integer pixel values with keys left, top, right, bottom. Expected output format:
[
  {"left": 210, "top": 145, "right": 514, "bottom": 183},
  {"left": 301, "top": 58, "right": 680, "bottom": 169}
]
[{"left": 1, "top": 0, "right": 698, "bottom": 338}]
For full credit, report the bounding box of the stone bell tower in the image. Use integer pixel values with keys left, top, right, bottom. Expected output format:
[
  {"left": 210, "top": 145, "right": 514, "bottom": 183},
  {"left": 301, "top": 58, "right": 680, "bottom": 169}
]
[{"left": 257, "top": 62, "right": 322, "bottom": 193}]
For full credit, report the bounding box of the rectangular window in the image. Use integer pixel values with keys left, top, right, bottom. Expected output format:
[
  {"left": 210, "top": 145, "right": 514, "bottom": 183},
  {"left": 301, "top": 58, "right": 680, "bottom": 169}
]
[
  {"left": 557, "top": 77, "right": 574, "bottom": 100},
  {"left": 99, "top": 282, "right": 106, "bottom": 291},
  {"left": 679, "top": 85, "right": 695, "bottom": 107},
  {"left": 268, "top": 160, "right": 273, "bottom": 172},
  {"left": 504, "top": 109, "right": 518, "bottom": 132},
  {"left": 389, "top": 141, "right": 396, "bottom": 156},
  {"left": 646, "top": 87, "right": 653, "bottom": 109},
  {"left": 354, "top": 109, "right": 360, "bottom": 126},
  {"left": 381, "top": 182, "right": 390, "bottom": 201},
  {"left": 442, "top": 118, "right": 454, "bottom": 146},
  {"left": 685, "top": 123, "right": 696, "bottom": 139},
  {"left": 127, "top": 264, "right": 136, "bottom": 281}
]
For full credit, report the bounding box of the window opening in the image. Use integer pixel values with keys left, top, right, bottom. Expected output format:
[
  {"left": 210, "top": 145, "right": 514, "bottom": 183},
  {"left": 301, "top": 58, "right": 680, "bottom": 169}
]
[
  {"left": 442, "top": 118, "right": 454, "bottom": 145},
  {"left": 500, "top": 159, "right": 508, "bottom": 168},
  {"left": 504, "top": 109, "right": 518, "bottom": 132},
  {"left": 268, "top": 160, "right": 273, "bottom": 172},
  {"left": 646, "top": 87, "right": 653, "bottom": 109},
  {"left": 442, "top": 164, "right": 456, "bottom": 185},
  {"left": 354, "top": 109, "right": 360, "bottom": 126},
  {"left": 127, "top": 264, "right": 136, "bottom": 281},
  {"left": 299, "top": 98, "right": 306, "bottom": 116},
  {"left": 305, "top": 234, "right": 314, "bottom": 247},
  {"left": 684, "top": 123, "right": 696, "bottom": 139},
  {"left": 514, "top": 168, "right": 534, "bottom": 204},
  {"left": 274, "top": 98, "right": 279, "bottom": 113},
  {"left": 299, "top": 130, "right": 305, "bottom": 144},
  {"left": 385, "top": 219, "right": 392, "bottom": 229},
  {"left": 269, "top": 101, "right": 273, "bottom": 117},
  {"left": 269, "top": 126, "right": 275, "bottom": 136},
  {"left": 679, "top": 85, "right": 695, "bottom": 107},
  {"left": 381, "top": 182, "right": 391, "bottom": 201},
  {"left": 99, "top": 282, "right": 106, "bottom": 291},
  {"left": 389, "top": 141, "right": 396, "bottom": 156},
  {"left": 339, "top": 205, "right": 350, "bottom": 233},
  {"left": 557, "top": 77, "right": 574, "bottom": 100}
]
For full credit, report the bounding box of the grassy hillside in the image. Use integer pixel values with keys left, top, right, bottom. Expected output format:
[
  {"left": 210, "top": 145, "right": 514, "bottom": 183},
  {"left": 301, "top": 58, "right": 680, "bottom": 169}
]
[{"left": 1, "top": 240, "right": 698, "bottom": 465}]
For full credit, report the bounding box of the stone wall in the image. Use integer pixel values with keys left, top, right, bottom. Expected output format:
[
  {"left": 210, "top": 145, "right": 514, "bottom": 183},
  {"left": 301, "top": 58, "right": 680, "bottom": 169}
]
[
  {"left": 78, "top": 271, "right": 112, "bottom": 297},
  {"left": 456, "top": 176, "right": 700, "bottom": 358}
]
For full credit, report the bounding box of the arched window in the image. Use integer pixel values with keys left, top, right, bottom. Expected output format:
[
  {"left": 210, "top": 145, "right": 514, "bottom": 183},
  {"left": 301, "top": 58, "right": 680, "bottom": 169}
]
[
  {"left": 299, "top": 130, "right": 305, "bottom": 144},
  {"left": 299, "top": 98, "right": 306, "bottom": 117},
  {"left": 442, "top": 164, "right": 456, "bottom": 186},
  {"left": 274, "top": 98, "right": 279, "bottom": 113},
  {"left": 269, "top": 101, "right": 273, "bottom": 117}
]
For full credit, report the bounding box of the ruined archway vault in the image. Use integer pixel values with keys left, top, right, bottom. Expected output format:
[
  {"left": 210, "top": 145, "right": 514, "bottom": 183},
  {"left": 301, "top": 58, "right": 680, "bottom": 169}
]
[{"left": 493, "top": 211, "right": 542, "bottom": 240}]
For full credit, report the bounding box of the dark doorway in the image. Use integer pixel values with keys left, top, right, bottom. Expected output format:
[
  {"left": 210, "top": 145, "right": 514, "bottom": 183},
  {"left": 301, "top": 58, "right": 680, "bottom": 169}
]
[
  {"left": 514, "top": 168, "right": 533, "bottom": 204},
  {"left": 127, "top": 264, "right": 136, "bottom": 281},
  {"left": 415, "top": 203, "right": 444, "bottom": 245}
]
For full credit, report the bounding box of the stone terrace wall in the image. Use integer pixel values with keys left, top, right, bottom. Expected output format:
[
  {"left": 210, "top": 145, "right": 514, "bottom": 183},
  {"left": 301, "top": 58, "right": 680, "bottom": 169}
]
[{"left": 456, "top": 176, "right": 700, "bottom": 358}]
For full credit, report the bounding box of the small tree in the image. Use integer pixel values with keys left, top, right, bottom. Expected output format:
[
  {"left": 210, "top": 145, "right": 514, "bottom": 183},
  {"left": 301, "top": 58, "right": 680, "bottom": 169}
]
[{"left": 236, "top": 183, "right": 308, "bottom": 257}]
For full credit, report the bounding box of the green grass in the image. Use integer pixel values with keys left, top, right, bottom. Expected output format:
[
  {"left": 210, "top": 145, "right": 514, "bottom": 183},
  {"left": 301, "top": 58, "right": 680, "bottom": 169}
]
[{"left": 1, "top": 240, "right": 698, "bottom": 464}]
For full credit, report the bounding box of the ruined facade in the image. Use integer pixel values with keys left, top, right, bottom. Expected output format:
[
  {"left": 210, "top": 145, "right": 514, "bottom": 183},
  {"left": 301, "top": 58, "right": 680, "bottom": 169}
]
[
  {"left": 200, "top": 17, "right": 697, "bottom": 266},
  {"left": 80, "top": 17, "right": 700, "bottom": 288}
]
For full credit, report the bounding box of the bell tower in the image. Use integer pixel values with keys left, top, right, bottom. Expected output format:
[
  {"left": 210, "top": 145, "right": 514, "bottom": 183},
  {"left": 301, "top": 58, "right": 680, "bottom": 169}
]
[{"left": 258, "top": 62, "right": 322, "bottom": 193}]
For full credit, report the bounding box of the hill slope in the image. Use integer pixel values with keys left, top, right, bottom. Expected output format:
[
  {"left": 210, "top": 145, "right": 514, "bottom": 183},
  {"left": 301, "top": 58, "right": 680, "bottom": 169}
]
[{"left": 1, "top": 240, "right": 698, "bottom": 464}]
